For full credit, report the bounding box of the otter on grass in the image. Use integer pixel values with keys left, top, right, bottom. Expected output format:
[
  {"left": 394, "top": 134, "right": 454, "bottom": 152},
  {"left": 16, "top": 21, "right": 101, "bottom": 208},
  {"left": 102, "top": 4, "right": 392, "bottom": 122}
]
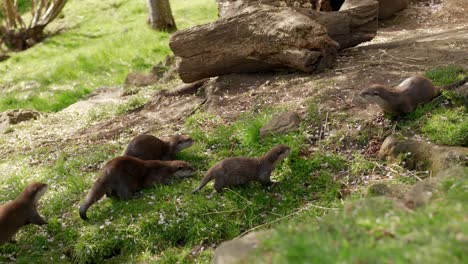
[
  {"left": 192, "top": 145, "right": 291, "bottom": 193},
  {"left": 0, "top": 182, "right": 48, "bottom": 245},
  {"left": 79, "top": 156, "right": 194, "bottom": 220},
  {"left": 123, "top": 134, "right": 194, "bottom": 160},
  {"left": 360, "top": 75, "right": 468, "bottom": 115}
]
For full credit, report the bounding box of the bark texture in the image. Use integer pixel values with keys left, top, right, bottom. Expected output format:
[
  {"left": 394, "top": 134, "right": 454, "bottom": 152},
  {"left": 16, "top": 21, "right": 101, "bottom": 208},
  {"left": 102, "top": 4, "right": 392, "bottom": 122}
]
[
  {"left": 170, "top": 0, "right": 378, "bottom": 83},
  {"left": 217, "top": 0, "right": 344, "bottom": 17},
  {"left": 146, "top": 0, "right": 177, "bottom": 31},
  {"left": 170, "top": 5, "right": 340, "bottom": 83}
]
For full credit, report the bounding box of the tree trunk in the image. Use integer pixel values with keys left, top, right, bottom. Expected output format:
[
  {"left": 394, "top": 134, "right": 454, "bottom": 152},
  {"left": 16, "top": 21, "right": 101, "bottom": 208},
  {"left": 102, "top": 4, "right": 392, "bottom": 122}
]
[{"left": 146, "top": 0, "right": 177, "bottom": 32}]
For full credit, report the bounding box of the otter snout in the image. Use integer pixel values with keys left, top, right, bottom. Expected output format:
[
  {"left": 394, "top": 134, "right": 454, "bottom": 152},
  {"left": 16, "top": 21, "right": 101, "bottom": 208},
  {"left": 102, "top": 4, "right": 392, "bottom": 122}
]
[{"left": 174, "top": 164, "right": 195, "bottom": 178}]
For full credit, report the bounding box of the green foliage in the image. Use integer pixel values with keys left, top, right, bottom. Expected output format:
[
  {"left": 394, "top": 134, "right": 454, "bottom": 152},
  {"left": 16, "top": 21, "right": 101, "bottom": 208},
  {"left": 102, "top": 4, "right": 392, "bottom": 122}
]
[{"left": 421, "top": 107, "right": 468, "bottom": 146}]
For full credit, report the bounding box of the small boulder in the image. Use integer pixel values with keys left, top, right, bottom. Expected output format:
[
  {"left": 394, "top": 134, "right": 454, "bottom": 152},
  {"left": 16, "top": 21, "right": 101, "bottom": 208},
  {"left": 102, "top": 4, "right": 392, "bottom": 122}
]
[
  {"left": 259, "top": 112, "right": 301, "bottom": 138},
  {"left": 212, "top": 230, "right": 271, "bottom": 264},
  {"left": 378, "top": 135, "right": 468, "bottom": 174}
]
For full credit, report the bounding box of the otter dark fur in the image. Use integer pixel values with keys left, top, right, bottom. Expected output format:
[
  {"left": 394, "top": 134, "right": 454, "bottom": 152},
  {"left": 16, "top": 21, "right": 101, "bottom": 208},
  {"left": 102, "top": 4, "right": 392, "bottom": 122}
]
[
  {"left": 123, "top": 134, "right": 194, "bottom": 160},
  {"left": 192, "top": 145, "right": 291, "bottom": 193},
  {"left": 79, "top": 156, "right": 194, "bottom": 220},
  {"left": 0, "top": 182, "right": 48, "bottom": 245},
  {"left": 360, "top": 75, "right": 468, "bottom": 115}
]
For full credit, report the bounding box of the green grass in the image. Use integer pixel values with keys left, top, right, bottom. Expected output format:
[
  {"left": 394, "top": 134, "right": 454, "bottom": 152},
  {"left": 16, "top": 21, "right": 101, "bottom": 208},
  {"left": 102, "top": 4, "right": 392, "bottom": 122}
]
[
  {"left": 255, "top": 168, "right": 468, "bottom": 263},
  {"left": 0, "top": 0, "right": 217, "bottom": 112}
]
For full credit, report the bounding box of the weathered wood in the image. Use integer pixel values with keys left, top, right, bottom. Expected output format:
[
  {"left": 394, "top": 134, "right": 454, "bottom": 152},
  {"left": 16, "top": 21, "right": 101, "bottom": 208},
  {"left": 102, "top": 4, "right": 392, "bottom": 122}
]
[
  {"left": 301, "top": 0, "right": 378, "bottom": 49},
  {"left": 217, "top": 0, "right": 378, "bottom": 49},
  {"left": 376, "top": 0, "right": 408, "bottom": 19},
  {"left": 170, "top": 5, "right": 339, "bottom": 83},
  {"left": 217, "top": 0, "right": 344, "bottom": 17}
]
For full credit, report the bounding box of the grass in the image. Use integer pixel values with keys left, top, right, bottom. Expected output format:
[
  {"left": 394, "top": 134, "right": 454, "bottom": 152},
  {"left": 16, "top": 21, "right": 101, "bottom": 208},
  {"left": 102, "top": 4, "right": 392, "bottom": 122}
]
[
  {"left": 255, "top": 167, "right": 468, "bottom": 263},
  {"left": 0, "top": 0, "right": 217, "bottom": 112},
  {"left": 0, "top": 109, "right": 348, "bottom": 263}
]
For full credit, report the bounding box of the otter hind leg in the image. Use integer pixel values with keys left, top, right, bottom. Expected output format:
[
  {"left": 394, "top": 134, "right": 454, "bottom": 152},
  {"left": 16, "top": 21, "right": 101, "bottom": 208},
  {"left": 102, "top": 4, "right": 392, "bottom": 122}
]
[
  {"left": 114, "top": 184, "right": 132, "bottom": 200},
  {"left": 214, "top": 179, "right": 225, "bottom": 193}
]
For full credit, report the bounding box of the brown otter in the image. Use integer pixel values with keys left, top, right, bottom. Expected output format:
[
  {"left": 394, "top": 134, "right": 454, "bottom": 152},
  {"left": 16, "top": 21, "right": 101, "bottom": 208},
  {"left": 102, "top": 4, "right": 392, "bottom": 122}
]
[
  {"left": 123, "top": 134, "right": 194, "bottom": 160},
  {"left": 0, "top": 182, "right": 48, "bottom": 245},
  {"left": 192, "top": 145, "right": 291, "bottom": 193},
  {"left": 79, "top": 156, "right": 194, "bottom": 220},
  {"left": 359, "top": 75, "right": 468, "bottom": 115}
]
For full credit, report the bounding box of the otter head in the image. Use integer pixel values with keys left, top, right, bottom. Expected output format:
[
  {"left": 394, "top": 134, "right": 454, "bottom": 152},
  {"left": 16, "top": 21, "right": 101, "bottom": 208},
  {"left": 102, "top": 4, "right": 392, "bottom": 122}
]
[
  {"left": 266, "top": 145, "right": 291, "bottom": 165},
  {"left": 21, "top": 182, "right": 48, "bottom": 206},
  {"left": 170, "top": 161, "right": 195, "bottom": 178},
  {"left": 359, "top": 84, "right": 394, "bottom": 110},
  {"left": 169, "top": 135, "right": 194, "bottom": 153}
]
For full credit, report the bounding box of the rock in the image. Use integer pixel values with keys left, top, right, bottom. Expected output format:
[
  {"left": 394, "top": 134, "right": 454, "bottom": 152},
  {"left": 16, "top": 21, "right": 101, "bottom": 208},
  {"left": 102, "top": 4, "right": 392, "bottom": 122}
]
[
  {"left": 260, "top": 112, "right": 301, "bottom": 137},
  {"left": 212, "top": 230, "right": 272, "bottom": 264},
  {"left": 124, "top": 72, "right": 158, "bottom": 87},
  {"left": 378, "top": 135, "right": 468, "bottom": 174},
  {"left": 0, "top": 109, "right": 42, "bottom": 133}
]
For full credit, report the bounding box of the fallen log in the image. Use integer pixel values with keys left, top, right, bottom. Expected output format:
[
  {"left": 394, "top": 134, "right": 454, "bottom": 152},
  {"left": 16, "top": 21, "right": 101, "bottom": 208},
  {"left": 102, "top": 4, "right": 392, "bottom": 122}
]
[
  {"left": 216, "top": 0, "right": 378, "bottom": 49},
  {"left": 170, "top": 5, "right": 339, "bottom": 83}
]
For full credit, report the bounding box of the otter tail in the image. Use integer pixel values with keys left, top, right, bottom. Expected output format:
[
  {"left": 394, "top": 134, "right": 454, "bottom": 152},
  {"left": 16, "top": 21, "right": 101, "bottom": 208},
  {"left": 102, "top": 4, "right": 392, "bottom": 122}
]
[
  {"left": 192, "top": 172, "right": 215, "bottom": 193},
  {"left": 79, "top": 179, "right": 106, "bottom": 220},
  {"left": 442, "top": 76, "right": 468, "bottom": 90}
]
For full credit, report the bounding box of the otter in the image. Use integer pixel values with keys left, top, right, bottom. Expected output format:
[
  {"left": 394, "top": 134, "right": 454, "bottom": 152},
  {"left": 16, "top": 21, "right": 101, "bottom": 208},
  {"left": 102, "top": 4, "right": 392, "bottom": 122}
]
[
  {"left": 0, "top": 182, "right": 48, "bottom": 245},
  {"left": 192, "top": 145, "right": 291, "bottom": 193},
  {"left": 359, "top": 75, "right": 468, "bottom": 115},
  {"left": 123, "top": 134, "right": 194, "bottom": 160},
  {"left": 79, "top": 156, "right": 194, "bottom": 220}
]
